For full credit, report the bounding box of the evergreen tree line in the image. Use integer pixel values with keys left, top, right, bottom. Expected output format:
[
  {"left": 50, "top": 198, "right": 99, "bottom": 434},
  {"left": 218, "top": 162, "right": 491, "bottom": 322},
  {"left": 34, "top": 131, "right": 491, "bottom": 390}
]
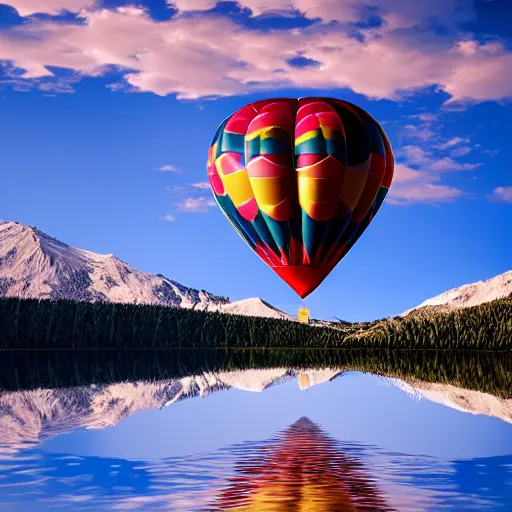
[
  {"left": 1, "top": 347, "right": 511, "bottom": 398},
  {"left": 0, "top": 295, "right": 511, "bottom": 350}
]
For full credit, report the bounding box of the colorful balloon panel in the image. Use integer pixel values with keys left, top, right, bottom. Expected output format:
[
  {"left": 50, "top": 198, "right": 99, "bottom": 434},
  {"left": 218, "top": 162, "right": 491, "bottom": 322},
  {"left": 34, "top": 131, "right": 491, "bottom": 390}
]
[{"left": 207, "top": 97, "right": 394, "bottom": 298}]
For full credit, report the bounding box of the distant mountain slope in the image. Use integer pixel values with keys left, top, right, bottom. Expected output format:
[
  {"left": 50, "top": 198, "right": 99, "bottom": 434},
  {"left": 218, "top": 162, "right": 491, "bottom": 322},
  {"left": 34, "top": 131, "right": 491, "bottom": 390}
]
[{"left": 404, "top": 270, "right": 512, "bottom": 315}]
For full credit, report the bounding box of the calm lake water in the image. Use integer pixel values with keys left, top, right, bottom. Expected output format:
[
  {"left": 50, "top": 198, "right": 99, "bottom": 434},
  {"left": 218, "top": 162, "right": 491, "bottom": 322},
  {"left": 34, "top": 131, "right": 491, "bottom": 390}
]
[{"left": 1, "top": 350, "right": 511, "bottom": 511}]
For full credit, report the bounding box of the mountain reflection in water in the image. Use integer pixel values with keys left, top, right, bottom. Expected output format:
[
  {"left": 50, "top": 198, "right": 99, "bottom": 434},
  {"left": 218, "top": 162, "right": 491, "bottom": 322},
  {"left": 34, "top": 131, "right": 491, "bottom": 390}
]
[{"left": 0, "top": 349, "right": 512, "bottom": 511}]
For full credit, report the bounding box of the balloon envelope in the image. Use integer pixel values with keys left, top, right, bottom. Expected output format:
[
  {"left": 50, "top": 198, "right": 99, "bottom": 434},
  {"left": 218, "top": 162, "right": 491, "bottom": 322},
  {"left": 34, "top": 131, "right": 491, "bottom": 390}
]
[{"left": 207, "top": 97, "right": 394, "bottom": 298}]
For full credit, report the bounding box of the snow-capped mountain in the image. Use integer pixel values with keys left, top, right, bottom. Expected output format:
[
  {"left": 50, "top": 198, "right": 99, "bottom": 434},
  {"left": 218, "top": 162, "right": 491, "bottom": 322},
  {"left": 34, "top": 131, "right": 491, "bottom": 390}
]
[
  {"left": 0, "top": 220, "right": 229, "bottom": 309},
  {"left": 0, "top": 368, "right": 343, "bottom": 456},
  {"left": 219, "top": 297, "right": 293, "bottom": 320},
  {"left": 403, "top": 270, "right": 512, "bottom": 315}
]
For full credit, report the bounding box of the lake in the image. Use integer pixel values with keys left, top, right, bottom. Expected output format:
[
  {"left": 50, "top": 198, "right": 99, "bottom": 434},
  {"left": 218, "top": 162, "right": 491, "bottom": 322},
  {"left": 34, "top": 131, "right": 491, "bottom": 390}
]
[{"left": 0, "top": 349, "right": 511, "bottom": 510}]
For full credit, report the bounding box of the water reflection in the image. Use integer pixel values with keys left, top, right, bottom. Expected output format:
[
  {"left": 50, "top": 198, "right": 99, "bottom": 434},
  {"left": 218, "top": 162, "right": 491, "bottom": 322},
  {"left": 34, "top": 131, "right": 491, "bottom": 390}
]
[
  {"left": 210, "top": 417, "right": 392, "bottom": 511},
  {"left": 1, "top": 417, "right": 511, "bottom": 511},
  {"left": 1, "top": 349, "right": 511, "bottom": 398},
  {"left": 1, "top": 349, "right": 512, "bottom": 510}
]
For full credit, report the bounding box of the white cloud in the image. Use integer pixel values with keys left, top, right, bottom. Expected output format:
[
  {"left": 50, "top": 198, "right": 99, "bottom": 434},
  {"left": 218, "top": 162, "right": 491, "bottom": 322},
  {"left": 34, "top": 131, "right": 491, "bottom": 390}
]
[
  {"left": 157, "top": 164, "right": 180, "bottom": 172},
  {"left": 391, "top": 163, "right": 428, "bottom": 185},
  {"left": 176, "top": 197, "right": 216, "bottom": 212},
  {"left": 162, "top": 214, "right": 176, "bottom": 221},
  {"left": 488, "top": 186, "right": 512, "bottom": 203},
  {"left": 191, "top": 182, "right": 210, "bottom": 189},
  {"left": 0, "top": 5, "right": 510, "bottom": 103},
  {"left": 400, "top": 113, "right": 439, "bottom": 142}
]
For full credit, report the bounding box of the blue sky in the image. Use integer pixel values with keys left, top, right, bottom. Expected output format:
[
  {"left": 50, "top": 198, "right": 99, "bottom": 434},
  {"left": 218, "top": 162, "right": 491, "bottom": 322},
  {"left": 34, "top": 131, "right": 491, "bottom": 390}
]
[{"left": 1, "top": 0, "right": 512, "bottom": 321}]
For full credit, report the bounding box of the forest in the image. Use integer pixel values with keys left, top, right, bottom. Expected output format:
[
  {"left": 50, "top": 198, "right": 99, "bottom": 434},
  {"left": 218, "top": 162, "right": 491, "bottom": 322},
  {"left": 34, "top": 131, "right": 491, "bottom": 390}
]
[{"left": 0, "top": 295, "right": 511, "bottom": 350}]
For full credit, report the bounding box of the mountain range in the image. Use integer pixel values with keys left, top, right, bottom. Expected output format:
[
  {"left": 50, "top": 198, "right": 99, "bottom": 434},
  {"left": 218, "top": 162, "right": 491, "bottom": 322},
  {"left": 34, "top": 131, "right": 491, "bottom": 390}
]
[{"left": 0, "top": 219, "right": 510, "bottom": 319}]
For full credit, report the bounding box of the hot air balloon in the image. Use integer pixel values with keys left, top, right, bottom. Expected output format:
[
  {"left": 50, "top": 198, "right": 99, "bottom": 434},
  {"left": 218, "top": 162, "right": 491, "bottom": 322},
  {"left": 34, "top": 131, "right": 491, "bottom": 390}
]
[{"left": 207, "top": 97, "right": 394, "bottom": 299}]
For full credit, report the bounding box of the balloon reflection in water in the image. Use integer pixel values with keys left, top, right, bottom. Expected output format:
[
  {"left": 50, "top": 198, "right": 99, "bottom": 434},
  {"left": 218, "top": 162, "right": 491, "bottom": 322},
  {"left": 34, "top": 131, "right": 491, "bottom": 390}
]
[{"left": 209, "top": 417, "right": 392, "bottom": 511}]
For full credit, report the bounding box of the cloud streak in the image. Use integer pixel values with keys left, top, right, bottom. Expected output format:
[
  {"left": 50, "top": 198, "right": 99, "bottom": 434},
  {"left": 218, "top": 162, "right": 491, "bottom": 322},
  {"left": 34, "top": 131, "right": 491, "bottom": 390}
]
[
  {"left": 176, "top": 197, "right": 216, "bottom": 212},
  {"left": 157, "top": 164, "right": 180, "bottom": 172},
  {"left": 191, "top": 182, "right": 211, "bottom": 189}
]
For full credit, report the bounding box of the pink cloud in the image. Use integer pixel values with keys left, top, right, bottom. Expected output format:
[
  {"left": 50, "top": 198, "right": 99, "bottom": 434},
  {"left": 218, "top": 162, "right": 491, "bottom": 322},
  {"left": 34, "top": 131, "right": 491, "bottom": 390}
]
[
  {"left": 450, "top": 146, "right": 471, "bottom": 157},
  {"left": 0, "top": 4, "right": 510, "bottom": 103},
  {"left": 6, "top": 0, "right": 93, "bottom": 16},
  {"left": 398, "top": 145, "right": 479, "bottom": 172},
  {"left": 388, "top": 183, "right": 465, "bottom": 205},
  {"left": 172, "top": 0, "right": 475, "bottom": 29},
  {"left": 388, "top": 163, "right": 465, "bottom": 205},
  {"left": 391, "top": 163, "right": 429, "bottom": 184},
  {"left": 402, "top": 123, "right": 436, "bottom": 141},
  {"left": 429, "top": 157, "right": 479, "bottom": 172},
  {"left": 389, "top": 137, "right": 479, "bottom": 205},
  {"left": 435, "top": 136, "right": 470, "bottom": 149},
  {"left": 444, "top": 41, "right": 512, "bottom": 103},
  {"left": 488, "top": 186, "right": 512, "bottom": 203}
]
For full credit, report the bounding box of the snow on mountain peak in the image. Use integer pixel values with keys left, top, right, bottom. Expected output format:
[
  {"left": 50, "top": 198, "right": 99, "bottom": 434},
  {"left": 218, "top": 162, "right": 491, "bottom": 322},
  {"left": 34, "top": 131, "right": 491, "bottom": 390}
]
[
  {"left": 404, "top": 269, "right": 512, "bottom": 315},
  {"left": 215, "top": 297, "right": 293, "bottom": 320}
]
